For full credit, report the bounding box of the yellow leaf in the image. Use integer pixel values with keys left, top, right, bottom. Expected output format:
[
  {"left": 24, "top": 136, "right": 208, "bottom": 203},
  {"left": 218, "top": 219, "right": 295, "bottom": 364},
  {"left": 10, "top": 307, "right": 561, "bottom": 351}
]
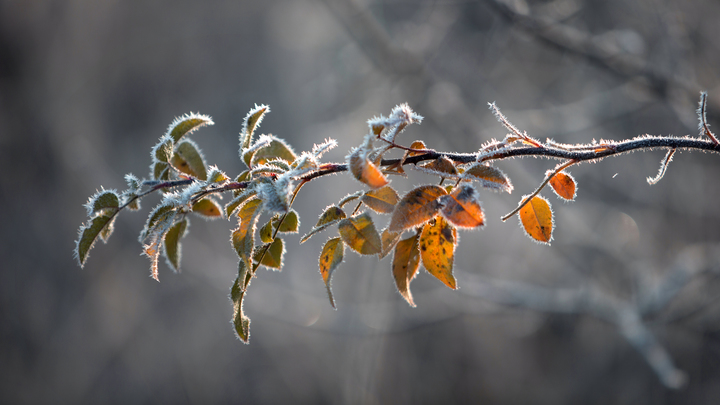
[
  {"left": 388, "top": 185, "right": 447, "bottom": 232},
  {"left": 300, "top": 206, "right": 346, "bottom": 243},
  {"left": 253, "top": 238, "right": 284, "bottom": 270},
  {"left": 225, "top": 189, "right": 257, "bottom": 217},
  {"left": 408, "top": 141, "right": 427, "bottom": 156},
  {"left": 439, "top": 185, "right": 485, "bottom": 229},
  {"left": 192, "top": 197, "right": 223, "bottom": 218},
  {"left": 338, "top": 213, "right": 382, "bottom": 255},
  {"left": 361, "top": 186, "right": 400, "bottom": 214},
  {"left": 392, "top": 234, "right": 421, "bottom": 307},
  {"left": 348, "top": 148, "right": 389, "bottom": 189},
  {"left": 167, "top": 113, "right": 214, "bottom": 143},
  {"left": 319, "top": 237, "right": 344, "bottom": 308},
  {"left": 549, "top": 171, "right": 577, "bottom": 201},
  {"left": 419, "top": 217, "right": 457, "bottom": 289},
  {"left": 240, "top": 105, "right": 269, "bottom": 153},
  {"left": 274, "top": 210, "right": 300, "bottom": 233},
  {"left": 250, "top": 137, "right": 297, "bottom": 167},
  {"left": 519, "top": 195, "right": 553, "bottom": 244},
  {"left": 379, "top": 228, "right": 401, "bottom": 259},
  {"left": 171, "top": 140, "right": 207, "bottom": 180},
  {"left": 231, "top": 198, "right": 264, "bottom": 269},
  {"left": 163, "top": 219, "right": 188, "bottom": 272},
  {"left": 462, "top": 163, "right": 513, "bottom": 193}
]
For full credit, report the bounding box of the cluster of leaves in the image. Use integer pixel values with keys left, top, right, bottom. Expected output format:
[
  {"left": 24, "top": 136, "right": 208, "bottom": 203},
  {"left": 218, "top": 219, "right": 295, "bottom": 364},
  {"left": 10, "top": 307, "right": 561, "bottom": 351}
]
[{"left": 76, "top": 93, "right": 720, "bottom": 343}]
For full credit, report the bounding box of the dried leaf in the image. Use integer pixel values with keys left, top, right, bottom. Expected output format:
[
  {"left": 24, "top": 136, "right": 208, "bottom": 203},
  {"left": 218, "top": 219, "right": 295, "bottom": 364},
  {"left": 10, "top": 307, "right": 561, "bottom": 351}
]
[
  {"left": 439, "top": 185, "right": 485, "bottom": 229},
  {"left": 379, "top": 228, "right": 401, "bottom": 259},
  {"left": 361, "top": 186, "right": 400, "bottom": 214},
  {"left": 192, "top": 197, "right": 223, "bottom": 218},
  {"left": 519, "top": 195, "right": 553, "bottom": 244},
  {"left": 338, "top": 212, "right": 382, "bottom": 255},
  {"left": 348, "top": 148, "right": 389, "bottom": 189},
  {"left": 549, "top": 171, "right": 577, "bottom": 201},
  {"left": 419, "top": 156, "right": 458, "bottom": 177},
  {"left": 392, "top": 234, "right": 421, "bottom": 307},
  {"left": 171, "top": 140, "right": 207, "bottom": 180},
  {"left": 249, "top": 137, "right": 297, "bottom": 167},
  {"left": 230, "top": 268, "right": 251, "bottom": 343},
  {"left": 167, "top": 113, "right": 214, "bottom": 143},
  {"left": 408, "top": 141, "right": 427, "bottom": 156},
  {"left": 419, "top": 217, "right": 457, "bottom": 289},
  {"left": 319, "top": 237, "right": 344, "bottom": 308},
  {"left": 163, "top": 218, "right": 188, "bottom": 272},
  {"left": 300, "top": 206, "right": 347, "bottom": 243},
  {"left": 75, "top": 213, "right": 114, "bottom": 267},
  {"left": 231, "top": 198, "right": 264, "bottom": 269},
  {"left": 388, "top": 185, "right": 447, "bottom": 232},
  {"left": 253, "top": 238, "right": 284, "bottom": 270},
  {"left": 462, "top": 163, "right": 513, "bottom": 193}
]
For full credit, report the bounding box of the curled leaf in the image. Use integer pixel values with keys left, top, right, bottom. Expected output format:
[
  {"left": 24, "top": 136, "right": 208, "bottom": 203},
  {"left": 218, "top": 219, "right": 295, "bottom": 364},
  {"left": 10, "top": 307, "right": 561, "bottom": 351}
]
[
  {"left": 152, "top": 162, "right": 169, "bottom": 181},
  {"left": 549, "top": 171, "right": 577, "bottom": 201},
  {"left": 75, "top": 213, "right": 115, "bottom": 267},
  {"left": 419, "top": 217, "right": 457, "bottom": 289},
  {"left": 171, "top": 139, "right": 207, "bottom": 180},
  {"left": 388, "top": 185, "right": 447, "bottom": 232},
  {"left": 167, "top": 113, "right": 214, "bottom": 143},
  {"left": 361, "top": 186, "right": 400, "bottom": 214},
  {"left": 439, "top": 185, "right": 485, "bottom": 229},
  {"left": 319, "top": 237, "right": 344, "bottom": 308},
  {"left": 85, "top": 189, "right": 120, "bottom": 216},
  {"left": 392, "top": 234, "right": 421, "bottom": 307},
  {"left": 259, "top": 220, "right": 274, "bottom": 244},
  {"left": 462, "top": 163, "right": 513, "bottom": 193},
  {"left": 163, "top": 218, "right": 188, "bottom": 272},
  {"left": 192, "top": 197, "right": 223, "bottom": 218},
  {"left": 153, "top": 136, "right": 173, "bottom": 163},
  {"left": 338, "top": 212, "right": 382, "bottom": 255},
  {"left": 518, "top": 195, "right": 553, "bottom": 244},
  {"left": 140, "top": 203, "right": 176, "bottom": 242},
  {"left": 230, "top": 268, "right": 251, "bottom": 343},
  {"left": 300, "top": 206, "right": 346, "bottom": 243},
  {"left": 240, "top": 104, "right": 269, "bottom": 155},
  {"left": 348, "top": 148, "right": 389, "bottom": 189}
]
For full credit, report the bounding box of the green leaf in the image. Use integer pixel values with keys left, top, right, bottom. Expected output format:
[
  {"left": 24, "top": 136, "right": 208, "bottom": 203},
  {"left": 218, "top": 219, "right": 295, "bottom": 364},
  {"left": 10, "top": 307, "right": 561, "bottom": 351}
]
[
  {"left": 86, "top": 189, "right": 120, "bottom": 216},
  {"left": 167, "top": 113, "right": 214, "bottom": 143},
  {"left": 274, "top": 210, "right": 299, "bottom": 233},
  {"left": 250, "top": 137, "right": 297, "bottom": 167},
  {"left": 338, "top": 212, "right": 382, "bottom": 255},
  {"left": 240, "top": 105, "right": 269, "bottom": 155},
  {"left": 75, "top": 213, "right": 114, "bottom": 267},
  {"left": 99, "top": 217, "right": 116, "bottom": 242},
  {"left": 171, "top": 139, "right": 207, "bottom": 180},
  {"left": 300, "top": 205, "right": 346, "bottom": 243},
  {"left": 153, "top": 136, "right": 173, "bottom": 163},
  {"left": 259, "top": 220, "right": 274, "bottom": 243},
  {"left": 231, "top": 198, "right": 264, "bottom": 269},
  {"left": 192, "top": 197, "right": 223, "bottom": 219},
  {"left": 140, "top": 203, "right": 176, "bottom": 241},
  {"left": 163, "top": 218, "right": 188, "bottom": 272},
  {"left": 319, "top": 237, "right": 344, "bottom": 308},
  {"left": 152, "top": 162, "right": 169, "bottom": 181},
  {"left": 253, "top": 238, "right": 284, "bottom": 270},
  {"left": 361, "top": 186, "right": 400, "bottom": 214}
]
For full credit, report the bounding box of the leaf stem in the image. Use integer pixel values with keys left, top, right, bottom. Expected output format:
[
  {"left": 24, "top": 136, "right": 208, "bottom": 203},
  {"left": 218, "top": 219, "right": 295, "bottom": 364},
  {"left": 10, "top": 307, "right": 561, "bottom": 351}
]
[{"left": 501, "top": 159, "right": 577, "bottom": 221}]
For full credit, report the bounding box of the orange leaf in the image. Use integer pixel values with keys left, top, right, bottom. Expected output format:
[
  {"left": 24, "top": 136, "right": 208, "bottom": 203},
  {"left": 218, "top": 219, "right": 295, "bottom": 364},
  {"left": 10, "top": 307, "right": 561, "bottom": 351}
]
[
  {"left": 408, "top": 141, "right": 427, "bottom": 157},
  {"left": 549, "top": 171, "right": 577, "bottom": 201},
  {"left": 348, "top": 149, "right": 389, "bottom": 189},
  {"left": 361, "top": 186, "right": 400, "bottom": 214},
  {"left": 439, "top": 185, "right": 485, "bottom": 229},
  {"left": 419, "top": 217, "right": 457, "bottom": 289},
  {"left": 231, "top": 198, "right": 264, "bottom": 269},
  {"left": 462, "top": 163, "right": 513, "bottom": 193},
  {"left": 338, "top": 213, "right": 382, "bottom": 255},
  {"left": 388, "top": 185, "right": 447, "bottom": 232},
  {"left": 319, "top": 237, "right": 344, "bottom": 308},
  {"left": 519, "top": 195, "right": 553, "bottom": 244},
  {"left": 392, "top": 234, "right": 421, "bottom": 307}
]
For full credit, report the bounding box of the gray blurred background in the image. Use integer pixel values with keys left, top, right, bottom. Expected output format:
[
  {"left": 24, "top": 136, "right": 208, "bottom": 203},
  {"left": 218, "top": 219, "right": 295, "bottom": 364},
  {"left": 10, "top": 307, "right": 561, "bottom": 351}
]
[{"left": 2, "top": 0, "right": 720, "bottom": 403}]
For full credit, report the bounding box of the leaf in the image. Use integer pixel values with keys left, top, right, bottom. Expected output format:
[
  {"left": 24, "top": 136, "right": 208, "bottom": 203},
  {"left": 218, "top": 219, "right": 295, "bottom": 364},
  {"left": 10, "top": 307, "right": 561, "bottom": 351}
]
[
  {"left": 226, "top": 189, "right": 257, "bottom": 217},
  {"left": 152, "top": 162, "right": 169, "bottom": 181},
  {"left": 163, "top": 218, "right": 188, "bottom": 272},
  {"left": 231, "top": 198, "right": 264, "bottom": 269},
  {"left": 418, "top": 156, "right": 458, "bottom": 177},
  {"left": 249, "top": 137, "right": 297, "bottom": 167},
  {"left": 379, "top": 228, "right": 401, "bottom": 259},
  {"left": 339, "top": 191, "right": 363, "bottom": 207},
  {"left": 192, "top": 197, "right": 223, "bottom": 218},
  {"left": 75, "top": 213, "right": 114, "bottom": 267},
  {"left": 99, "top": 217, "right": 116, "bottom": 242},
  {"left": 462, "top": 163, "right": 513, "bottom": 193},
  {"left": 207, "top": 166, "right": 230, "bottom": 183},
  {"left": 388, "top": 185, "right": 447, "bottom": 232},
  {"left": 153, "top": 136, "right": 173, "bottom": 163},
  {"left": 140, "top": 203, "right": 176, "bottom": 241},
  {"left": 300, "top": 205, "right": 347, "bottom": 243},
  {"left": 392, "top": 234, "right": 421, "bottom": 307},
  {"left": 338, "top": 212, "right": 382, "bottom": 255},
  {"left": 86, "top": 189, "right": 120, "bottom": 216},
  {"left": 361, "top": 186, "right": 400, "bottom": 214},
  {"left": 319, "top": 237, "right": 344, "bottom": 308},
  {"left": 419, "top": 217, "right": 457, "bottom": 289},
  {"left": 167, "top": 113, "right": 214, "bottom": 143},
  {"left": 253, "top": 238, "right": 284, "bottom": 270},
  {"left": 408, "top": 140, "right": 428, "bottom": 156},
  {"left": 259, "top": 220, "right": 274, "bottom": 243},
  {"left": 439, "top": 185, "right": 485, "bottom": 229},
  {"left": 549, "top": 171, "right": 577, "bottom": 201},
  {"left": 240, "top": 104, "right": 269, "bottom": 154},
  {"left": 171, "top": 139, "right": 207, "bottom": 180},
  {"left": 230, "top": 267, "right": 251, "bottom": 343},
  {"left": 518, "top": 195, "right": 553, "bottom": 244},
  {"left": 274, "top": 210, "right": 299, "bottom": 233},
  {"left": 348, "top": 148, "right": 389, "bottom": 189}
]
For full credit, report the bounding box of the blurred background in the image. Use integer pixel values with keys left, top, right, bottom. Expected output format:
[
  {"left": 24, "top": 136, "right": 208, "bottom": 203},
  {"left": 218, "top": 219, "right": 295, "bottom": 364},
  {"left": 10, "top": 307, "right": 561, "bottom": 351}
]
[{"left": 2, "top": 0, "right": 720, "bottom": 403}]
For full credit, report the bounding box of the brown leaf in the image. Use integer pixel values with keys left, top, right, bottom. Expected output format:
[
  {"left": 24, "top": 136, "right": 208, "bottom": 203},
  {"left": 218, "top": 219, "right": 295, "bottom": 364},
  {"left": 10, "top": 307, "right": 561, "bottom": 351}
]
[
  {"left": 338, "top": 213, "right": 382, "bottom": 255},
  {"left": 439, "top": 185, "right": 485, "bottom": 229},
  {"left": 388, "top": 185, "right": 447, "bottom": 232},
  {"left": 361, "top": 186, "right": 400, "bottom": 214},
  {"left": 419, "top": 217, "right": 457, "bottom": 289},
  {"left": 519, "top": 195, "right": 553, "bottom": 244},
  {"left": 392, "top": 234, "right": 421, "bottom": 307},
  {"left": 379, "top": 228, "right": 401, "bottom": 259},
  {"left": 462, "top": 163, "right": 513, "bottom": 193},
  {"left": 319, "top": 237, "right": 344, "bottom": 308}
]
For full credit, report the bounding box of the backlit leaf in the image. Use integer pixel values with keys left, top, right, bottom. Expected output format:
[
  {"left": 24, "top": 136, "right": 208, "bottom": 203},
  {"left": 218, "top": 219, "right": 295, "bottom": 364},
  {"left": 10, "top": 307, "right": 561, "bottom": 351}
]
[
  {"left": 348, "top": 148, "right": 389, "bottom": 189},
  {"left": 549, "top": 171, "right": 577, "bottom": 201},
  {"left": 253, "top": 237, "right": 284, "bottom": 270},
  {"left": 75, "top": 213, "right": 114, "bottom": 267},
  {"left": 163, "top": 218, "right": 188, "bottom": 272},
  {"left": 231, "top": 198, "right": 264, "bottom": 269},
  {"left": 338, "top": 212, "right": 382, "bottom": 255},
  {"left": 86, "top": 189, "right": 120, "bottom": 216},
  {"left": 274, "top": 210, "right": 299, "bottom": 233},
  {"left": 226, "top": 189, "right": 257, "bottom": 217},
  {"left": 152, "top": 162, "right": 169, "bottom": 181},
  {"left": 207, "top": 166, "right": 230, "bottom": 183},
  {"left": 418, "top": 156, "right": 458, "bottom": 177},
  {"left": 140, "top": 203, "right": 176, "bottom": 241},
  {"left": 388, "top": 185, "right": 447, "bottom": 232},
  {"left": 192, "top": 197, "right": 223, "bottom": 218},
  {"left": 259, "top": 220, "right": 274, "bottom": 243},
  {"left": 300, "top": 205, "right": 346, "bottom": 243},
  {"left": 439, "top": 184, "right": 485, "bottom": 229},
  {"left": 230, "top": 267, "right": 251, "bottom": 343},
  {"left": 250, "top": 137, "right": 297, "bottom": 167},
  {"left": 99, "top": 217, "right": 116, "bottom": 242},
  {"left": 339, "top": 191, "right": 362, "bottom": 208},
  {"left": 379, "top": 228, "right": 401, "bottom": 259},
  {"left": 361, "top": 186, "right": 400, "bottom": 214},
  {"left": 319, "top": 237, "right": 344, "bottom": 308},
  {"left": 519, "top": 195, "right": 553, "bottom": 244},
  {"left": 240, "top": 104, "right": 269, "bottom": 154},
  {"left": 419, "top": 217, "right": 457, "bottom": 289},
  {"left": 462, "top": 163, "right": 513, "bottom": 193},
  {"left": 392, "top": 234, "right": 421, "bottom": 307},
  {"left": 167, "top": 113, "right": 214, "bottom": 143},
  {"left": 171, "top": 140, "right": 207, "bottom": 180},
  {"left": 408, "top": 141, "right": 428, "bottom": 156},
  {"left": 153, "top": 136, "right": 173, "bottom": 163}
]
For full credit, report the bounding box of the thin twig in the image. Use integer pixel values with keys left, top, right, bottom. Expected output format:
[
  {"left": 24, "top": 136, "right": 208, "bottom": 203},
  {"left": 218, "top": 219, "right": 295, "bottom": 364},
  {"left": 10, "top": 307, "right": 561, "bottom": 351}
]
[{"left": 501, "top": 159, "right": 577, "bottom": 221}]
